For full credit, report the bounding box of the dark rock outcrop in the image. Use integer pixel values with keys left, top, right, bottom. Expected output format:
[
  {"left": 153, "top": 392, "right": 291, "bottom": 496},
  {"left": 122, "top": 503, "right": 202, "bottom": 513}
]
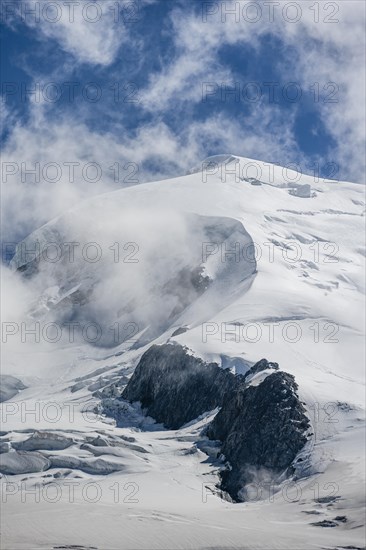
[
  {"left": 310, "top": 520, "right": 338, "bottom": 528},
  {"left": 243, "top": 358, "right": 279, "bottom": 380},
  {"left": 122, "top": 344, "right": 236, "bottom": 429},
  {"left": 206, "top": 371, "right": 310, "bottom": 500},
  {"left": 171, "top": 326, "right": 189, "bottom": 337},
  {"left": 120, "top": 343, "right": 310, "bottom": 501}
]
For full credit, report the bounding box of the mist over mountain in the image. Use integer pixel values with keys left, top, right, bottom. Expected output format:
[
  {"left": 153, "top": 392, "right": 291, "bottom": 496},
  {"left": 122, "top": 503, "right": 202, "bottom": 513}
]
[
  {"left": 1, "top": 1, "right": 365, "bottom": 548},
  {"left": 1, "top": 155, "right": 365, "bottom": 549}
]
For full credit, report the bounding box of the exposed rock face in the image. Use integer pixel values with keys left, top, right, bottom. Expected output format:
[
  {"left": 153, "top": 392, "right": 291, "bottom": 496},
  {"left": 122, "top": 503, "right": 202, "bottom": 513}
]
[
  {"left": 163, "top": 266, "right": 211, "bottom": 320},
  {"left": 121, "top": 344, "right": 236, "bottom": 429},
  {"left": 120, "top": 343, "right": 310, "bottom": 501},
  {"left": 243, "top": 358, "right": 279, "bottom": 380},
  {"left": 206, "top": 371, "right": 310, "bottom": 500}
]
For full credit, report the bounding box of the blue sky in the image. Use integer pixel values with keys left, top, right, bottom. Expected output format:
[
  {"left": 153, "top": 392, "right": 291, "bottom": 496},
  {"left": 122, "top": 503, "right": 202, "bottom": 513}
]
[{"left": 1, "top": 0, "right": 365, "bottom": 243}]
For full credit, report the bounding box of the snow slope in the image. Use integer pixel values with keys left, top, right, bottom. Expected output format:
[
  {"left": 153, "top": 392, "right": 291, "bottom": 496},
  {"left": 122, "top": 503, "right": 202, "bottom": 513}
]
[{"left": 1, "top": 155, "right": 365, "bottom": 549}]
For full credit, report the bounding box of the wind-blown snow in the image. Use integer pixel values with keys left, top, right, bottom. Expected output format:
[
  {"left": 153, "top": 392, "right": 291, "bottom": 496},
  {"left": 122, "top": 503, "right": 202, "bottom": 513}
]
[{"left": 1, "top": 155, "right": 365, "bottom": 549}]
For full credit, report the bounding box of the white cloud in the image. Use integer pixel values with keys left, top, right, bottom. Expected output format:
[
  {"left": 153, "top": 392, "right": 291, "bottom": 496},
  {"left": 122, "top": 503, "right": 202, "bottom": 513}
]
[
  {"left": 2, "top": 0, "right": 364, "bottom": 251},
  {"left": 280, "top": 1, "right": 366, "bottom": 183},
  {"left": 0, "top": 104, "right": 188, "bottom": 243},
  {"left": 2, "top": 94, "right": 303, "bottom": 245},
  {"left": 12, "top": 0, "right": 133, "bottom": 66},
  {"left": 139, "top": 0, "right": 365, "bottom": 182}
]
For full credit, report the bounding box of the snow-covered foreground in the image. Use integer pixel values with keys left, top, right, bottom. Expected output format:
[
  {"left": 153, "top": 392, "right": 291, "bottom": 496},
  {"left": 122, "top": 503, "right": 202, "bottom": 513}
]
[{"left": 1, "top": 156, "right": 365, "bottom": 549}]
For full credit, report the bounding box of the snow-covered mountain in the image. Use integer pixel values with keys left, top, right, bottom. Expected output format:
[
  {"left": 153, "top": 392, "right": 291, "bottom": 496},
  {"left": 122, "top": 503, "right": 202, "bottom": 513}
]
[{"left": 1, "top": 155, "right": 365, "bottom": 549}]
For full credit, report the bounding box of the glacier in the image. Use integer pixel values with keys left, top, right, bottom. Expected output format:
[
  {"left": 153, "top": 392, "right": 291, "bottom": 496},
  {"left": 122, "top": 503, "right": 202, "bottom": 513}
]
[{"left": 1, "top": 155, "right": 365, "bottom": 549}]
